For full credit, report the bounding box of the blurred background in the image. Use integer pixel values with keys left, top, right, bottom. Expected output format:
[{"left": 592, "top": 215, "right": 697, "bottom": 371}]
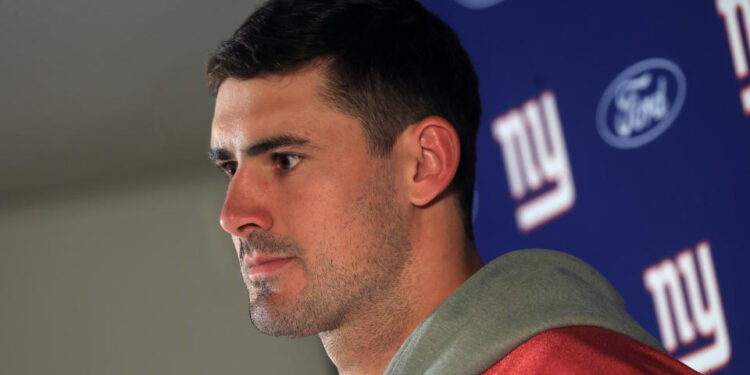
[{"left": 0, "top": 0, "right": 335, "bottom": 373}]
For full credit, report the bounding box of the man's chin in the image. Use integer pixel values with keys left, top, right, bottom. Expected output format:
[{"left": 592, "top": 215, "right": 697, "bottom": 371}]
[{"left": 249, "top": 302, "right": 316, "bottom": 338}]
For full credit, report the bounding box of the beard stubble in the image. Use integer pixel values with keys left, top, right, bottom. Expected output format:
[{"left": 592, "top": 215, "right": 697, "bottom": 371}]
[{"left": 239, "top": 165, "right": 412, "bottom": 338}]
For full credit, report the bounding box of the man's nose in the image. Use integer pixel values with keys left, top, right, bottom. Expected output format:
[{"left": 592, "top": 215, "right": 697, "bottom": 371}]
[{"left": 219, "top": 166, "right": 273, "bottom": 237}]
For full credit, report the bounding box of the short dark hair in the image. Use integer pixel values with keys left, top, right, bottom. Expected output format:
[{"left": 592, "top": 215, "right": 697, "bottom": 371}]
[{"left": 207, "top": 0, "right": 481, "bottom": 239}]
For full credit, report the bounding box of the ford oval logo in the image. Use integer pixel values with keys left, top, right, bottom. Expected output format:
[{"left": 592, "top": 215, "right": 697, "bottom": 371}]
[
  {"left": 596, "top": 58, "right": 687, "bottom": 149},
  {"left": 454, "top": 0, "right": 506, "bottom": 10}
]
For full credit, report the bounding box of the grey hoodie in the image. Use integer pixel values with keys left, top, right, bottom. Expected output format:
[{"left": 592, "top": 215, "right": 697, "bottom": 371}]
[{"left": 384, "top": 249, "right": 664, "bottom": 375}]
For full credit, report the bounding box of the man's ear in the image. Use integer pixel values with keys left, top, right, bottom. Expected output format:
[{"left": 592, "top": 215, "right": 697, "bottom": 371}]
[{"left": 406, "top": 116, "right": 461, "bottom": 207}]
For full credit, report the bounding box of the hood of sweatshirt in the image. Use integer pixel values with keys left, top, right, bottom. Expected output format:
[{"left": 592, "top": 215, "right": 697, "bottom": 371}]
[{"left": 384, "top": 249, "right": 663, "bottom": 375}]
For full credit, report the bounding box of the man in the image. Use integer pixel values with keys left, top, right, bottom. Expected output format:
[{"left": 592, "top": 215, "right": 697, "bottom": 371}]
[{"left": 206, "top": 1, "right": 699, "bottom": 374}]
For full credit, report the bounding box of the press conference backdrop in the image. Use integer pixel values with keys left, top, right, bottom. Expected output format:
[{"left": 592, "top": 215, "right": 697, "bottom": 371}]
[{"left": 422, "top": 0, "right": 748, "bottom": 373}]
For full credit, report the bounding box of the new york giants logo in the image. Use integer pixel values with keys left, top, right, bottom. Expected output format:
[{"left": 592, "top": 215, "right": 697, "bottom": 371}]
[
  {"left": 717, "top": 0, "right": 750, "bottom": 115},
  {"left": 643, "top": 241, "right": 731, "bottom": 373},
  {"left": 491, "top": 91, "right": 575, "bottom": 233}
]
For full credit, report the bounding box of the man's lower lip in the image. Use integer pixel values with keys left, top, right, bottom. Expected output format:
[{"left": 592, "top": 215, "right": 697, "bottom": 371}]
[{"left": 246, "top": 258, "right": 295, "bottom": 277}]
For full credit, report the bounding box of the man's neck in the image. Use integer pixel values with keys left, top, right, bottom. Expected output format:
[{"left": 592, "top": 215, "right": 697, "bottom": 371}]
[
  {"left": 320, "top": 242, "right": 483, "bottom": 375},
  {"left": 318, "top": 280, "right": 414, "bottom": 375},
  {"left": 319, "top": 197, "right": 484, "bottom": 374}
]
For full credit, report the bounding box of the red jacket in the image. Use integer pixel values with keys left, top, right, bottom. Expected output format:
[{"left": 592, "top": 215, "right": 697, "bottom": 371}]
[{"left": 482, "top": 326, "right": 701, "bottom": 374}]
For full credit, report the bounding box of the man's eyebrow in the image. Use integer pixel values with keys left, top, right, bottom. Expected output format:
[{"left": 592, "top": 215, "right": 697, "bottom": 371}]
[
  {"left": 245, "top": 135, "right": 310, "bottom": 156},
  {"left": 208, "top": 148, "right": 231, "bottom": 162},
  {"left": 208, "top": 134, "right": 310, "bottom": 162}
]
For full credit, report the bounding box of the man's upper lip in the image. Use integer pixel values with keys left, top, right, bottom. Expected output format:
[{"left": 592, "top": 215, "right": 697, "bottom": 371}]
[{"left": 244, "top": 255, "right": 293, "bottom": 267}]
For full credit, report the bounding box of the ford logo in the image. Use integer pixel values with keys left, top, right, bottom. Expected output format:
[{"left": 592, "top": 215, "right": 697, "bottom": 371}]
[
  {"left": 596, "top": 58, "right": 687, "bottom": 149},
  {"left": 454, "top": 0, "right": 506, "bottom": 10}
]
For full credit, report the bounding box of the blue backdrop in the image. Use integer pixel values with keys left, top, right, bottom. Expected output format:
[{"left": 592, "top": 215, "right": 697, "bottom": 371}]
[{"left": 423, "top": 0, "right": 749, "bottom": 373}]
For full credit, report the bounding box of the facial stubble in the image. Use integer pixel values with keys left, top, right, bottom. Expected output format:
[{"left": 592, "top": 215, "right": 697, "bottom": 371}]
[{"left": 240, "top": 165, "right": 412, "bottom": 338}]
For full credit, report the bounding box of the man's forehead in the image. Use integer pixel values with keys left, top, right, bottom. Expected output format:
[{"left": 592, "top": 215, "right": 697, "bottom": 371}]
[
  {"left": 211, "top": 73, "right": 321, "bottom": 138},
  {"left": 213, "top": 75, "right": 316, "bottom": 121},
  {"left": 209, "top": 69, "right": 363, "bottom": 154}
]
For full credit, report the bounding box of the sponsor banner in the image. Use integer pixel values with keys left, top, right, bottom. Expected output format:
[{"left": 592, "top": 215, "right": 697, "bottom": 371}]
[
  {"left": 428, "top": 0, "right": 748, "bottom": 373},
  {"left": 596, "top": 58, "right": 687, "bottom": 149},
  {"left": 716, "top": 0, "right": 750, "bottom": 114},
  {"left": 453, "top": 0, "right": 506, "bottom": 10},
  {"left": 644, "top": 241, "right": 731, "bottom": 373},
  {"left": 491, "top": 91, "right": 575, "bottom": 232}
]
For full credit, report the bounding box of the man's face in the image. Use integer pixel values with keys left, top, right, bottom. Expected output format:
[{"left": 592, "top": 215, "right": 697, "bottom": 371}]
[{"left": 210, "top": 68, "right": 412, "bottom": 337}]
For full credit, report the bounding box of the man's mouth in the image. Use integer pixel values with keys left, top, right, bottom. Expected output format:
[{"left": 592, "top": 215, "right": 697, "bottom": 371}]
[{"left": 243, "top": 255, "right": 296, "bottom": 278}]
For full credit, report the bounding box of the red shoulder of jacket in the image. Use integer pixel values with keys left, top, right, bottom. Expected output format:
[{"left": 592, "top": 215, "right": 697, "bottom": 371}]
[{"left": 481, "top": 326, "right": 701, "bottom": 375}]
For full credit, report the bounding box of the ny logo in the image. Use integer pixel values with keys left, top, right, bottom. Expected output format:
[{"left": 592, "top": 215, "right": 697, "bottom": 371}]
[
  {"left": 717, "top": 0, "right": 750, "bottom": 115},
  {"left": 491, "top": 91, "right": 575, "bottom": 233},
  {"left": 643, "top": 241, "right": 731, "bottom": 373}
]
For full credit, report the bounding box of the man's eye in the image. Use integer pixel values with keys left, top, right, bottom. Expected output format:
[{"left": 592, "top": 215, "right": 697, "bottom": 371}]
[
  {"left": 219, "top": 162, "right": 237, "bottom": 177},
  {"left": 272, "top": 153, "right": 302, "bottom": 171}
]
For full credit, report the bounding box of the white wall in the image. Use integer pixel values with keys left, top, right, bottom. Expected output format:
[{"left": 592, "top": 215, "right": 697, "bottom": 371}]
[{"left": 0, "top": 174, "right": 335, "bottom": 374}]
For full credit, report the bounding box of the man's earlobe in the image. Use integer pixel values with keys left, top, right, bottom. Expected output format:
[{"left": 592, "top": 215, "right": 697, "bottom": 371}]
[{"left": 410, "top": 116, "right": 460, "bottom": 207}]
